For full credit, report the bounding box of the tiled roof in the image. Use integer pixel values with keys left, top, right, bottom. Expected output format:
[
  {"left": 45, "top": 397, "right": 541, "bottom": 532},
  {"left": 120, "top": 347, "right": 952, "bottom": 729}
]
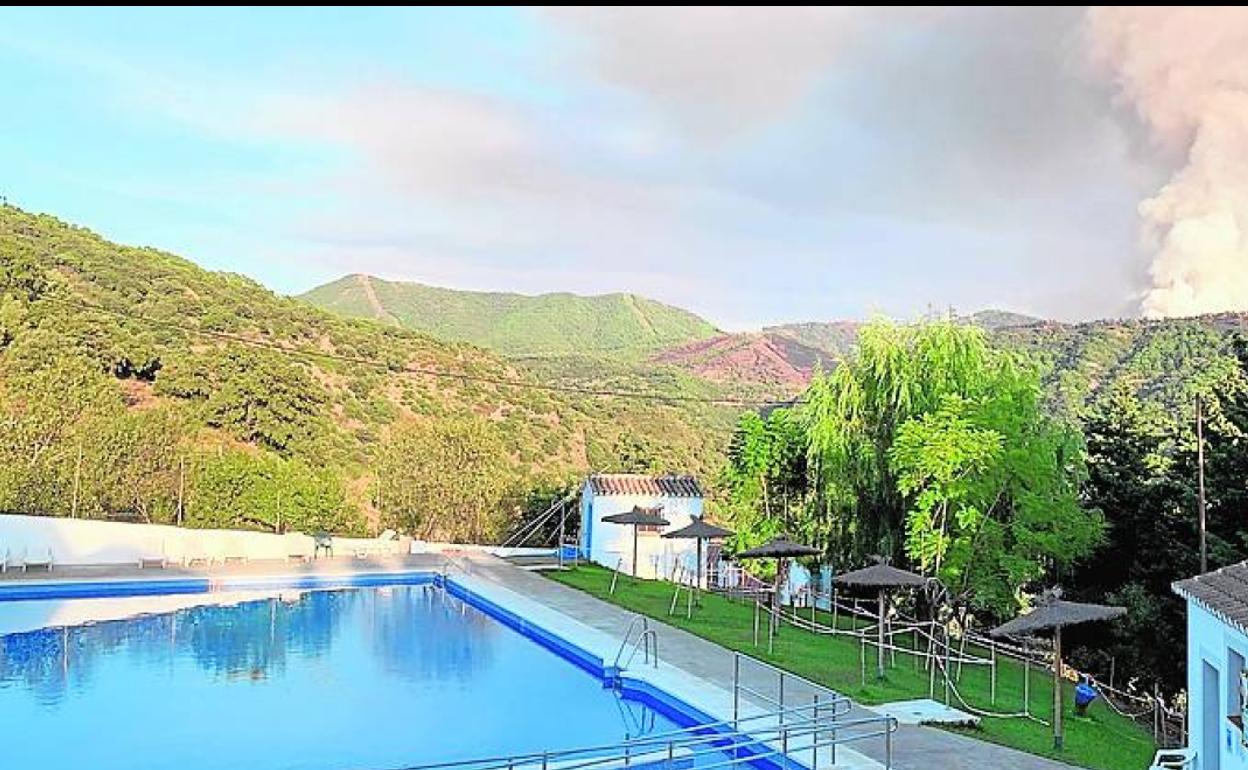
[
  {"left": 1173, "top": 560, "right": 1248, "bottom": 635},
  {"left": 587, "top": 474, "right": 703, "bottom": 498}
]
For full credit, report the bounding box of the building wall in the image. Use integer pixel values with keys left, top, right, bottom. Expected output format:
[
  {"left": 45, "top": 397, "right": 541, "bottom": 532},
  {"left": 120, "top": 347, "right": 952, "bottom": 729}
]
[
  {"left": 1187, "top": 599, "right": 1248, "bottom": 770},
  {"left": 580, "top": 482, "right": 704, "bottom": 580},
  {"left": 0, "top": 514, "right": 397, "bottom": 567}
]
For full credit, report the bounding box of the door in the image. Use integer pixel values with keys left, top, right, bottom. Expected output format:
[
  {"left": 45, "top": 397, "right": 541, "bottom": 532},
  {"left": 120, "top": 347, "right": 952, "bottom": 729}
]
[{"left": 1204, "top": 659, "right": 1221, "bottom": 770}]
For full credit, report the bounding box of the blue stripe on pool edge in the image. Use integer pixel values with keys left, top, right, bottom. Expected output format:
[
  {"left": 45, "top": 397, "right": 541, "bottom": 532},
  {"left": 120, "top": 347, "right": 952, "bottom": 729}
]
[{"left": 0, "top": 571, "right": 435, "bottom": 602}]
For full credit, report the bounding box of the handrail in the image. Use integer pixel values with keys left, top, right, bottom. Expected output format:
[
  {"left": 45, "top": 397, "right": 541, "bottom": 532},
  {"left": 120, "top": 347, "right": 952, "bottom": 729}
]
[
  {"left": 621, "top": 628, "right": 659, "bottom": 670},
  {"left": 388, "top": 699, "right": 899, "bottom": 770},
  {"left": 502, "top": 489, "right": 580, "bottom": 548},
  {"left": 731, "top": 651, "right": 849, "bottom": 730},
  {"left": 613, "top": 615, "right": 650, "bottom": 669}
]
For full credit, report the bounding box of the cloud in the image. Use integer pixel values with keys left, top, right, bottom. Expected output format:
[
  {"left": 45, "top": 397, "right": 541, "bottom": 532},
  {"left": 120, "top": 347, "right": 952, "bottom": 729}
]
[
  {"left": 1087, "top": 7, "right": 1248, "bottom": 317},
  {"left": 541, "top": 7, "right": 862, "bottom": 140}
]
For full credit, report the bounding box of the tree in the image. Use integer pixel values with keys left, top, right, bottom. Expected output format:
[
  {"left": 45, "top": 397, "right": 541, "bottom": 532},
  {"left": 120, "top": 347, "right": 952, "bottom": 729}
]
[
  {"left": 804, "top": 320, "right": 1102, "bottom": 615},
  {"left": 376, "top": 416, "right": 517, "bottom": 542},
  {"left": 187, "top": 448, "right": 350, "bottom": 533},
  {"left": 722, "top": 408, "right": 810, "bottom": 553},
  {"left": 804, "top": 321, "right": 1002, "bottom": 563},
  {"left": 156, "top": 345, "right": 329, "bottom": 454}
]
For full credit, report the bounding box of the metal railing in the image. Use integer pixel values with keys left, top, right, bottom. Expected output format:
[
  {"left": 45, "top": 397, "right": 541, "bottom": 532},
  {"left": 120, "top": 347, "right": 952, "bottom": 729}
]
[
  {"left": 389, "top": 698, "right": 898, "bottom": 770},
  {"left": 614, "top": 616, "right": 654, "bottom": 669},
  {"left": 619, "top": 628, "right": 659, "bottom": 670},
  {"left": 502, "top": 490, "right": 580, "bottom": 549}
]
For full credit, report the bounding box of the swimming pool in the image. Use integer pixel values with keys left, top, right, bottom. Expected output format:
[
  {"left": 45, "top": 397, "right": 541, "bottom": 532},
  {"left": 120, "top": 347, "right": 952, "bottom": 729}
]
[{"left": 0, "top": 577, "right": 684, "bottom": 770}]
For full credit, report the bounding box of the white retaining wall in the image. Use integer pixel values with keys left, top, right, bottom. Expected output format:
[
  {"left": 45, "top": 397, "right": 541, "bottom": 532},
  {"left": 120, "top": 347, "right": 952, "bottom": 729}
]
[{"left": 0, "top": 514, "right": 399, "bottom": 567}]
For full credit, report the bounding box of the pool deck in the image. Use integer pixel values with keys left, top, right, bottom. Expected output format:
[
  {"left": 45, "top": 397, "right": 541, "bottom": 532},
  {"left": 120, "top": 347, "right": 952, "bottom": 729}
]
[{"left": 0, "top": 553, "right": 1077, "bottom": 770}]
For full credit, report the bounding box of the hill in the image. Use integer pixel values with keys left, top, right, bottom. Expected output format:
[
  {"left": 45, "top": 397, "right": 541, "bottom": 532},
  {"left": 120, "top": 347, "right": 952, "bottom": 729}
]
[
  {"left": 651, "top": 331, "right": 831, "bottom": 389},
  {"left": 0, "top": 206, "right": 736, "bottom": 539},
  {"left": 299, "top": 274, "right": 720, "bottom": 359}
]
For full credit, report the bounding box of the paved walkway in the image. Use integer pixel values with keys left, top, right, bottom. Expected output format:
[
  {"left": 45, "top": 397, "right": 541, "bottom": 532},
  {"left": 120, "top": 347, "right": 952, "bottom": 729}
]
[
  {"left": 464, "top": 556, "right": 1077, "bottom": 770},
  {"left": 0, "top": 553, "right": 1075, "bottom": 770}
]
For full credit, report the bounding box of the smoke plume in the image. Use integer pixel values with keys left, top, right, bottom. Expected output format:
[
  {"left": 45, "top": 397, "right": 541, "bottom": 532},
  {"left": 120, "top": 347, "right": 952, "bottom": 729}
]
[{"left": 1087, "top": 7, "right": 1248, "bottom": 317}]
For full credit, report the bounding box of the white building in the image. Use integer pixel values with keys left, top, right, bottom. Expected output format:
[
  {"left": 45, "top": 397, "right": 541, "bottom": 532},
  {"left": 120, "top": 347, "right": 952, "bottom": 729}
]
[
  {"left": 579, "top": 473, "right": 704, "bottom": 580},
  {"left": 1175, "top": 561, "right": 1248, "bottom": 770}
]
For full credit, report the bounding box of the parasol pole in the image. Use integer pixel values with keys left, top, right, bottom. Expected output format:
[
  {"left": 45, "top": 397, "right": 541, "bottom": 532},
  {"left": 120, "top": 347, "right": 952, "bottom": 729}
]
[
  {"left": 1053, "top": 626, "right": 1064, "bottom": 750},
  {"left": 632, "top": 524, "right": 639, "bottom": 578}
]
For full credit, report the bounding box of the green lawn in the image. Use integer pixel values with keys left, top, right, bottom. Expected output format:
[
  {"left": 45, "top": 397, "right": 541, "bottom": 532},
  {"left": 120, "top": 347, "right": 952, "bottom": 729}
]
[{"left": 547, "top": 564, "right": 1156, "bottom": 770}]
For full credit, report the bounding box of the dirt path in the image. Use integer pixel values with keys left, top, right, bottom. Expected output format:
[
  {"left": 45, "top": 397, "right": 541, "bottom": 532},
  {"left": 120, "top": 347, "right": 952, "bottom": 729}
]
[{"left": 356, "top": 273, "right": 401, "bottom": 326}]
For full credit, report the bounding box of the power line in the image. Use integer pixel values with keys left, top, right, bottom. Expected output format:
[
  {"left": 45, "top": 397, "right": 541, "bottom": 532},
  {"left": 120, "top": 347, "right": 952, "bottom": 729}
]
[{"left": 42, "top": 295, "right": 805, "bottom": 408}]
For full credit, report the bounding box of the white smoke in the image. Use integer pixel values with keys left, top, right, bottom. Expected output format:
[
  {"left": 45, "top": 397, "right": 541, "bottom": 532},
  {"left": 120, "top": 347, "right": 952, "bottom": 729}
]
[{"left": 1087, "top": 7, "right": 1248, "bottom": 318}]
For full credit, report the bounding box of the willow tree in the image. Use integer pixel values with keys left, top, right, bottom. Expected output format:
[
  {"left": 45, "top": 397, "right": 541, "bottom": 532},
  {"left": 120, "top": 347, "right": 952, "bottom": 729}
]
[
  {"left": 803, "top": 320, "right": 1102, "bottom": 613},
  {"left": 804, "top": 320, "right": 998, "bottom": 564},
  {"left": 722, "top": 408, "right": 809, "bottom": 555}
]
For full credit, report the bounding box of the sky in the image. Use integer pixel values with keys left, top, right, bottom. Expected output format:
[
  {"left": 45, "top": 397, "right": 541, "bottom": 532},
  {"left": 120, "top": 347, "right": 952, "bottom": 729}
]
[{"left": 1, "top": 7, "right": 1243, "bottom": 330}]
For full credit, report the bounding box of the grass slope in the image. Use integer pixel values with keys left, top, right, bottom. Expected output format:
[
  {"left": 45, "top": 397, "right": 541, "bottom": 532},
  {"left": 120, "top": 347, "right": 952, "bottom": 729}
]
[
  {"left": 300, "top": 274, "right": 720, "bottom": 359},
  {"left": 548, "top": 565, "right": 1155, "bottom": 770}
]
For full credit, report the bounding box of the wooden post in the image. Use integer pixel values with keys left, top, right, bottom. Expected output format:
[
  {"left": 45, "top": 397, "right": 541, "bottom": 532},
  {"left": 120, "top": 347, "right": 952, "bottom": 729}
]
[
  {"left": 1024, "top": 642, "right": 1032, "bottom": 717},
  {"left": 990, "top": 639, "right": 998, "bottom": 706},
  {"left": 876, "top": 589, "right": 886, "bottom": 679},
  {"left": 632, "top": 526, "right": 639, "bottom": 578},
  {"left": 1053, "top": 627, "right": 1064, "bottom": 750}
]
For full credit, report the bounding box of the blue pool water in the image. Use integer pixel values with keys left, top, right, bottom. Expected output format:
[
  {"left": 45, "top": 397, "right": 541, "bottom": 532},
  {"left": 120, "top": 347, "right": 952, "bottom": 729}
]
[{"left": 0, "top": 583, "right": 680, "bottom": 770}]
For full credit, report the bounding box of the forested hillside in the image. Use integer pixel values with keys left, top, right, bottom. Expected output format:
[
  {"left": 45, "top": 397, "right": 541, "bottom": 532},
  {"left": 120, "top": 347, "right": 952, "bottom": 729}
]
[
  {"left": 0, "top": 206, "right": 735, "bottom": 539},
  {"left": 300, "top": 274, "right": 720, "bottom": 359}
]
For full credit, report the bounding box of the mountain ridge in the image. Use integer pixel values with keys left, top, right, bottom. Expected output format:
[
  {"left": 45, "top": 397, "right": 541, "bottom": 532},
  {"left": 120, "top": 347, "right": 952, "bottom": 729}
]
[{"left": 299, "top": 273, "right": 721, "bottom": 359}]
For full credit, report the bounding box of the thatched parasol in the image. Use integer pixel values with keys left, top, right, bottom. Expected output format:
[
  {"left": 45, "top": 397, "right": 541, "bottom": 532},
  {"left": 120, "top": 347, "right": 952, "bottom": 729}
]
[
  {"left": 834, "top": 558, "right": 926, "bottom": 679},
  {"left": 662, "top": 517, "right": 734, "bottom": 591},
  {"left": 602, "top": 506, "right": 670, "bottom": 577},
  {"left": 990, "top": 589, "right": 1125, "bottom": 750},
  {"left": 736, "top": 536, "right": 820, "bottom": 646}
]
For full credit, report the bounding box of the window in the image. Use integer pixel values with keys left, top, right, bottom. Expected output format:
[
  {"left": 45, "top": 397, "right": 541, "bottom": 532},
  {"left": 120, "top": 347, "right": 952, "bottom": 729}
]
[{"left": 636, "top": 524, "right": 663, "bottom": 536}]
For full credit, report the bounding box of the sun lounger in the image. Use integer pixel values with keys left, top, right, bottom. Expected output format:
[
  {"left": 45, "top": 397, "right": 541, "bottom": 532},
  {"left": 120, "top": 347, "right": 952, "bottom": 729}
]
[
  {"left": 221, "top": 536, "right": 248, "bottom": 564},
  {"left": 138, "top": 543, "right": 168, "bottom": 569},
  {"left": 4, "top": 547, "right": 24, "bottom": 572},
  {"left": 286, "top": 538, "right": 313, "bottom": 563},
  {"left": 183, "top": 542, "right": 212, "bottom": 567},
  {"left": 20, "top": 547, "right": 53, "bottom": 572}
]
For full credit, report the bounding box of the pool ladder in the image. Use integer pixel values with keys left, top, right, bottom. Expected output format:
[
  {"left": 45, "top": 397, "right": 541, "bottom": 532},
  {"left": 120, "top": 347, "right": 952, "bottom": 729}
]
[{"left": 613, "top": 615, "right": 659, "bottom": 671}]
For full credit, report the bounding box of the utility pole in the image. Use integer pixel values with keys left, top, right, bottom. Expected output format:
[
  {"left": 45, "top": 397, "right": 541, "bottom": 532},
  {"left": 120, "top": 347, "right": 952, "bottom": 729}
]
[{"left": 1197, "top": 394, "right": 1208, "bottom": 574}]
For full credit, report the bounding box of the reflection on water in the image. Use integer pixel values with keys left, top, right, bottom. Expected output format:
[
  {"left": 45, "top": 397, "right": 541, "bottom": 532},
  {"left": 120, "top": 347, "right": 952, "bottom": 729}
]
[
  {"left": 0, "top": 584, "right": 675, "bottom": 770},
  {"left": 369, "top": 585, "right": 496, "bottom": 684},
  {"left": 0, "top": 585, "right": 504, "bottom": 698}
]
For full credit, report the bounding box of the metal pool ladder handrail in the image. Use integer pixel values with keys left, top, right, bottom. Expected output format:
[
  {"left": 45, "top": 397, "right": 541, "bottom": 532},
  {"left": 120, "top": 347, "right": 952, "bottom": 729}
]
[
  {"left": 613, "top": 615, "right": 656, "bottom": 669},
  {"left": 620, "top": 628, "right": 659, "bottom": 670},
  {"left": 388, "top": 699, "right": 899, "bottom": 770}
]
